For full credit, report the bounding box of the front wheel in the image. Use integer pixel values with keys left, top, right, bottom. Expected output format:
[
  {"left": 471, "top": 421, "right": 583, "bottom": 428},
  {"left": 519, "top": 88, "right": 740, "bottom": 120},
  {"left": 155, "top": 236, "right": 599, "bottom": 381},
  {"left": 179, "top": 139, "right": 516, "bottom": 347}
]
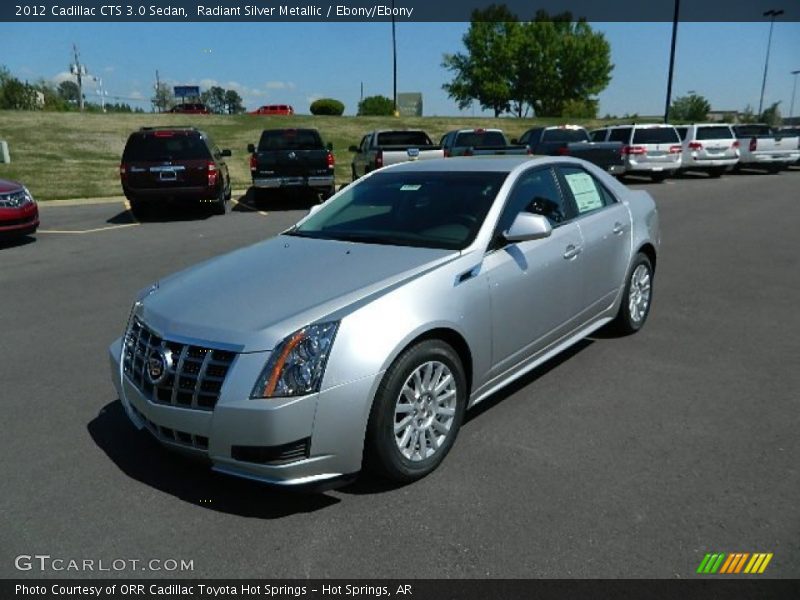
[
  {"left": 365, "top": 340, "right": 467, "bottom": 483},
  {"left": 611, "top": 253, "right": 654, "bottom": 335}
]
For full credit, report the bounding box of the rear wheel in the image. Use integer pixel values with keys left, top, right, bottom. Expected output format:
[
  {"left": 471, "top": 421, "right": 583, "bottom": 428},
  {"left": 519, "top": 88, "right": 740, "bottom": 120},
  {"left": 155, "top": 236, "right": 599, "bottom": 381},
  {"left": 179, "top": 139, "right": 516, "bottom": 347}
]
[
  {"left": 650, "top": 172, "right": 667, "bottom": 183},
  {"left": 128, "top": 198, "right": 148, "bottom": 220},
  {"left": 365, "top": 340, "right": 467, "bottom": 483},
  {"left": 708, "top": 167, "right": 725, "bottom": 178},
  {"left": 611, "top": 253, "right": 654, "bottom": 335},
  {"left": 767, "top": 164, "right": 781, "bottom": 174},
  {"left": 211, "top": 185, "right": 229, "bottom": 215}
]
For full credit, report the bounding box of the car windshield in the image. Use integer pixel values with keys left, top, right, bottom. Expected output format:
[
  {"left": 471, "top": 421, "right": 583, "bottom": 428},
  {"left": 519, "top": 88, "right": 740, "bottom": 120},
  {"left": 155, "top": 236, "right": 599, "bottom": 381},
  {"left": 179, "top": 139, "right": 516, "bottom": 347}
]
[
  {"left": 632, "top": 127, "right": 680, "bottom": 144},
  {"left": 376, "top": 131, "right": 433, "bottom": 146},
  {"left": 454, "top": 131, "right": 507, "bottom": 147},
  {"left": 287, "top": 171, "right": 508, "bottom": 250},
  {"left": 258, "top": 129, "right": 323, "bottom": 150},
  {"left": 123, "top": 133, "right": 211, "bottom": 161},
  {"left": 541, "top": 129, "right": 588, "bottom": 143}
]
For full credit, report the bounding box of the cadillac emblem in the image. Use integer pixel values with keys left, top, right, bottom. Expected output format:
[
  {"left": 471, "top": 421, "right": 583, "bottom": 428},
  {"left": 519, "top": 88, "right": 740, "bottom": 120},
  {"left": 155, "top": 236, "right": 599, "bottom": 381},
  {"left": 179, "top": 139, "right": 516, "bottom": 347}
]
[{"left": 145, "top": 347, "right": 173, "bottom": 385}]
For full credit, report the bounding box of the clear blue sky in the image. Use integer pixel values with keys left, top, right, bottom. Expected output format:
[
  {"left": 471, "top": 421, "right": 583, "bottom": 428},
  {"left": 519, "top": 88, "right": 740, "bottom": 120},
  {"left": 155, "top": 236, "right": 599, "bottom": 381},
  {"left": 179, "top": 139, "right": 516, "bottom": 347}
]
[{"left": 3, "top": 21, "right": 800, "bottom": 118}]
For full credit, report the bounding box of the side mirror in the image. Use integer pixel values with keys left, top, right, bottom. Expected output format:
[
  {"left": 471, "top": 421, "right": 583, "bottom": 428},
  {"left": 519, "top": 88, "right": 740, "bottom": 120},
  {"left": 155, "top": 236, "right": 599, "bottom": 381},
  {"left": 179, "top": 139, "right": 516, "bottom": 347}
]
[
  {"left": 503, "top": 213, "right": 552, "bottom": 243},
  {"left": 247, "top": 143, "right": 255, "bottom": 153},
  {"left": 220, "top": 149, "right": 232, "bottom": 157},
  {"left": 308, "top": 204, "right": 324, "bottom": 216},
  {"left": 327, "top": 142, "right": 333, "bottom": 151},
  {"left": 348, "top": 145, "right": 359, "bottom": 152}
]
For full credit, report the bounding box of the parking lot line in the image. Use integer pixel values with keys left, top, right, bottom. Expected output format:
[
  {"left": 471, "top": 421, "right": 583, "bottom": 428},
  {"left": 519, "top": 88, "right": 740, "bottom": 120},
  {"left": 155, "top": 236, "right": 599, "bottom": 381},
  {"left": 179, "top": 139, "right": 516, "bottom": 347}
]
[
  {"left": 231, "top": 197, "right": 269, "bottom": 217},
  {"left": 39, "top": 223, "right": 140, "bottom": 235}
]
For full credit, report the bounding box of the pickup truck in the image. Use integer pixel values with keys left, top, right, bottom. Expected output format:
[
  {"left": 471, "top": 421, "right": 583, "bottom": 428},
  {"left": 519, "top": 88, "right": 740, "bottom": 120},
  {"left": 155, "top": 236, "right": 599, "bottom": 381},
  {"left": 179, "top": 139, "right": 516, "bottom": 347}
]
[
  {"left": 349, "top": 130, "right": 443, "bottom": 180},
  {"left": 731, "top": 124, "right": 800, "bottom": 172},
  {"left": 514, "top": 125, "right": 624, "bottom": 174},
  {"left": 248, "top": 128, "right": 336, "bottom": 199},
  {"left": 439, "top": 128, "right": 530, "bottom": 157}
]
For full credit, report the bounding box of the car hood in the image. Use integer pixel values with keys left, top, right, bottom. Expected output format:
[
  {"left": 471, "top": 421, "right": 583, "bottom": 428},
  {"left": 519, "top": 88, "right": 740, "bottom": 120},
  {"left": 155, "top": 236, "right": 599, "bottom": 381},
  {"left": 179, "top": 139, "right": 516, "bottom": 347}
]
[{"left": 137, "top": 235, "right": 458, "bottom": 352}]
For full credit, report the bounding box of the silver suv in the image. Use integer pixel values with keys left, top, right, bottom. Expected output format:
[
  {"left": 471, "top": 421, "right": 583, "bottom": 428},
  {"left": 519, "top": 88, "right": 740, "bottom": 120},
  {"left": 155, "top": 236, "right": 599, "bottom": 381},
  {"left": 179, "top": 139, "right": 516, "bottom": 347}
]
[
  {"left": 674, "top": 124, "right": 739, "bottom": 177},
  {"left": 592, "top": 124, "right": 682, "bottom": 182}
]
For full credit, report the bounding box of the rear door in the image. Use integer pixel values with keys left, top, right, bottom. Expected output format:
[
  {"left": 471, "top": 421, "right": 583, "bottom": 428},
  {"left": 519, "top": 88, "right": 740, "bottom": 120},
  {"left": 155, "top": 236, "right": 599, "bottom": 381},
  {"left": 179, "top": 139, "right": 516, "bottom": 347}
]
[
  {"left": 631, "top": 126, "right": 681, "bottom": 169},
  {"left": 123, "top": 131, "right": 211, "bottom": 191},
  {"left": 693, "top": 125, "right": 737, "bottom": 160},
  {"left": 556, "top": 164, "right": 631, "bottom": 316}
]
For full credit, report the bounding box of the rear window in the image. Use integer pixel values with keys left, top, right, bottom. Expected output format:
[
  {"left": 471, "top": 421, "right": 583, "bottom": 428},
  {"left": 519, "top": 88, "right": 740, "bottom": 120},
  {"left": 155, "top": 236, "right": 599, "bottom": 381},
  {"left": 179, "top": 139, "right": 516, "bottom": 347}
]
[
  {"left": 607, "top": 128, "right": 632, "bottom": 143},
  {"left": 589, "top": 130, "right": 607, "bottom": 142},
  {"left": 123, "top": 132, "right": 211, "bottom": 161},
  {"left": 454, "top": 131, "right": 507, "bottom": 147},
  {"left": 675, "top": 127, "right": 688, "bottom": 140},
  {"left": 696, "top": 126, "right": 733, "bottom": 140},
  {"left": 258, "top": 129, "right": 323, "bottom": 150},
  {"left": 541, "top": 128, "right": 589, "bottom": 143},
  {"left": 733, "top": 125, "right": 771, "bottom": 137},
  {"left": 376, "top": 131, "right": 433, "bottom": 146},
  {"left": 632, "top": 127, "right": 680, "bottom": 144}
]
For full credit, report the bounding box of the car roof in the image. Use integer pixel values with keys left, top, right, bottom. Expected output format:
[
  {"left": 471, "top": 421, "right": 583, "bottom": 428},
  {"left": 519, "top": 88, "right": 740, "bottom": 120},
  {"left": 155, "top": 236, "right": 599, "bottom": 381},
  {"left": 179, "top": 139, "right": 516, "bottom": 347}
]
[{"left": 387, "top": 156, "right": 549, "bottom": 173}]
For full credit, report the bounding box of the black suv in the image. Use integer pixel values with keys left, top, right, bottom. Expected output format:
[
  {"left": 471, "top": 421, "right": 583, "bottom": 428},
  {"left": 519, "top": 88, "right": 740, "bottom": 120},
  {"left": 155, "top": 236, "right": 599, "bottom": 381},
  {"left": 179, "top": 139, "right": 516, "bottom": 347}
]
[{"left": 120, "top": 127, "right": 232, "bottom": 217}]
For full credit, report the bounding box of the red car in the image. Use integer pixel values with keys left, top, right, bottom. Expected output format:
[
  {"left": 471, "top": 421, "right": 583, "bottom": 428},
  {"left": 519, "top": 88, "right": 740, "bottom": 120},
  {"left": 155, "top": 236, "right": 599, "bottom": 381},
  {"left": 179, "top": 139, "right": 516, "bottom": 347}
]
[
  {"left": 249, "top": 104, "right": 294, "bottom": 116},
  {"left": 169, "top": 103, "right": 210, "bottom": 115},
  {"left": 0, "top": 179, "right": 39, "bottom": 240}
]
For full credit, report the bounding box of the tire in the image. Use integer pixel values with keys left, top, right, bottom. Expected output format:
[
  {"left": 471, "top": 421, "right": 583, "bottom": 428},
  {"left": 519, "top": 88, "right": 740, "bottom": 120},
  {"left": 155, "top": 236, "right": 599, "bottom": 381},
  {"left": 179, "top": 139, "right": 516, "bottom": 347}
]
[
  {"left": 611, "top": 253, "right": 654, "bottom": 335},
  {"left": 320, "top": 186, "right": 335, "bottom": 201},
  {"left": 707, "top": 167, "right": 725, "bottom": 178},
  {"left": 128, "top": 198, "right": 148, "bottom": 220},
  {"left": 767, "top": 164, "right": 781, "bottom": 174},
  {"left": 650, "top": 172, "right": 667, "bottom": 183},
  {"left": 351, "top": 165, "right": 358, "bottom": 182},
  {"left": 211, "top": 185, "right": 229, "bottom": 215},
  {"left": 364, "top": 340, "right": 467, "bottom": 483}
]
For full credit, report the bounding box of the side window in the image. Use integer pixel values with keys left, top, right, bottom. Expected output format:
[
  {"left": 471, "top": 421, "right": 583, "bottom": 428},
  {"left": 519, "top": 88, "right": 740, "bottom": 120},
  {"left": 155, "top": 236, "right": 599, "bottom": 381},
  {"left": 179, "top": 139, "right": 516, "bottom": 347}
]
[
  {"left": 590, "top": 129, "right": 606, "bottom": 142},
  {"left": 496, "top": 167, "right": 572, "bottom": 234},
  {"left": 557, "top": 166, "right": 616, "bottom": 216},
  {"left": 608, "top": 128, "right": 631, "bottom": 143},
  {"left": 359, "top": 135, "right": 369, "bottom": 152}
]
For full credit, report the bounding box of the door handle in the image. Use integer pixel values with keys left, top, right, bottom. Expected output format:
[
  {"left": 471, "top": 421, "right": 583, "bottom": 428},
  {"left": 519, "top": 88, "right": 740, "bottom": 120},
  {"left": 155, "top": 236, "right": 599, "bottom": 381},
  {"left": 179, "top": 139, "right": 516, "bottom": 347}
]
[
  {"left": 563, "top": 244, "right": 582, "bottom": 260},
  {"left": 612, "top": 222, "right": 624, "bottom": 235}
]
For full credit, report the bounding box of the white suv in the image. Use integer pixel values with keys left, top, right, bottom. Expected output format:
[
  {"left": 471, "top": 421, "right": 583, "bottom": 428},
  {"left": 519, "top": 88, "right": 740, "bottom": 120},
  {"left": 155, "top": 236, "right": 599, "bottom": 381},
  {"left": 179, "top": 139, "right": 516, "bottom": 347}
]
[
  {"left": 592, "top": 124, "right": 682, "bottom": 182},
  {"left": 674, "top": 124, "right": 739, "bottom": 177}
]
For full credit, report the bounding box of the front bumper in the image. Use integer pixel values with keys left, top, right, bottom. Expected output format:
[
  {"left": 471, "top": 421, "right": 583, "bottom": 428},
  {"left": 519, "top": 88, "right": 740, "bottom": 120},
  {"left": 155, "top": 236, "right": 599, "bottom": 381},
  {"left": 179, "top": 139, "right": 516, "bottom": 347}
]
[
  {"left": 109, "top": 337, "right": 376, "bottom": 488},
  {"left": 252, "top": 175, "right": 334, "bottom": 190},
  {"left": 0, "top": 204, "right": 39, "bottom": 237}
]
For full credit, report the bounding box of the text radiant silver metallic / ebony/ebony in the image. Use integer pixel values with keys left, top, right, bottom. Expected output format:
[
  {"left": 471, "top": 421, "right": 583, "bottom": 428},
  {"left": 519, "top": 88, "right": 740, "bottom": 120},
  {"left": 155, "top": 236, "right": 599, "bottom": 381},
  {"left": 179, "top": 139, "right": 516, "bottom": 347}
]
[{"left": 109, "top": 156, "right": 660, "bottom": 488}]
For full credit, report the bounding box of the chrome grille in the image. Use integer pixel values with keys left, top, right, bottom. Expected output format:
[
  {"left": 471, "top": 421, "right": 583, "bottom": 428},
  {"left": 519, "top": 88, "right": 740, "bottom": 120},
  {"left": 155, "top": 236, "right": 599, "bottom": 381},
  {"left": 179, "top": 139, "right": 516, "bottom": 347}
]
[
  {"left": 129, "top": 403, "right": 209, "bottom": 450},
  {"left": 123, "top": 317, "right": 235, "bottom": 411}
]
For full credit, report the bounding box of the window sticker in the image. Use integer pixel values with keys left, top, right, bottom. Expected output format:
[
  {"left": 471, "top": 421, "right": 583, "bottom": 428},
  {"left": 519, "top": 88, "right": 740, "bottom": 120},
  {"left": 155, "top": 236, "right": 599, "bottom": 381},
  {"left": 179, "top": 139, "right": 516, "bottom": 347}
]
[
  {"left": 400, "top": 184, "right": 422, "bottom": 191},
  {"left": 564, "top": 172, "right": 603, "bottom": 213}
]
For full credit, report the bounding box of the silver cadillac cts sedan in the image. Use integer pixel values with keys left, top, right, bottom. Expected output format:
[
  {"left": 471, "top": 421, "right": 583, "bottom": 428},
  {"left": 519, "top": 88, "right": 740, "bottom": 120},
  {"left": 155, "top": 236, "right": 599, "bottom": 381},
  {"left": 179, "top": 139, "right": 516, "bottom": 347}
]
[{"left": 109, "top": 156, "right": 659, "bottom": 488}]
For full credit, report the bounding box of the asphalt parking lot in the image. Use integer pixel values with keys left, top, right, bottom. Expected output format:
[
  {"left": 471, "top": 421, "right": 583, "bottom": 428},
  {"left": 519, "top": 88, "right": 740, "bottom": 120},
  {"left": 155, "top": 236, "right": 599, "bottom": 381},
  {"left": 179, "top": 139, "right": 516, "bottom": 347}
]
[{"left": 1, "top": 170, "right": 798, "bottom": 579}]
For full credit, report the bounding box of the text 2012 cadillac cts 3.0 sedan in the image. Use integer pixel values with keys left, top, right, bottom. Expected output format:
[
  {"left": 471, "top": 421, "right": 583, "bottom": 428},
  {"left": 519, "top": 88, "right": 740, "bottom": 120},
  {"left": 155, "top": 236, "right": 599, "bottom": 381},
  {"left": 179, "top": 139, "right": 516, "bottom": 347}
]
[{"left": 109, "top": 156, "right": 660, "bottom": 488}]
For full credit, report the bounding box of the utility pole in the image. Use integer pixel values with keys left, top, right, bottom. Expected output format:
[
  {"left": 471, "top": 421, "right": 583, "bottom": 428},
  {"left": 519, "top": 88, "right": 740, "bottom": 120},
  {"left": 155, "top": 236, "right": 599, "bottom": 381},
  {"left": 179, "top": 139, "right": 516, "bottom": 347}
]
[
  {"left": 70, "top": 43, "right": 86, "bottom": 112},
  {"left": 758, "top": 9, "right": 784, "bottom": 116},
  {"left": 154, "top": 69, "right": 161, "bottom": 113},
  {"left": 664, "top": 0, "right": 680, "bottom": 123}
]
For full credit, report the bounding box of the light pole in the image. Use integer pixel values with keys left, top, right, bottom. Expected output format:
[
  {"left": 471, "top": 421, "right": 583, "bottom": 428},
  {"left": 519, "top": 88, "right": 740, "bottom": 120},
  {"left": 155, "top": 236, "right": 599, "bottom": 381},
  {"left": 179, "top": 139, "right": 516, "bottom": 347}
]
[
  {"left": 391, "top": 0, "right": 397, "bottom": 116},
  {"left": 758, "top": 9, "right": 784, "bottom": 116},
  {"left": 663, "top": 0, "right": 680, "bottom": 123},
  {"left": 790, "top": 69, "right": 800, "bottom": 121}
]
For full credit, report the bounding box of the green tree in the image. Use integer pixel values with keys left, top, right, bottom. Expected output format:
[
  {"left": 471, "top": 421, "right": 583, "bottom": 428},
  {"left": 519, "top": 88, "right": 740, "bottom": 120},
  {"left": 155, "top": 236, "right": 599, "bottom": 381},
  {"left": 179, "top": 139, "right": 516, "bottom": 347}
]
[
  {"left": 669, "top": 93, "right": 711, "bottom": 122},
  {"left": 358, "top": 95, "right": 395, "bottom": 116},
  {"left": 442, "top": 5, "right": 518, "bottom": 117},
  {"left": 759, "top": 101, "right": 781, "bottom": 128},
  {"left": 442, "top": 7, "right": 612, "bottom": 118},
  {"left": 560, "top": 98, "right": 598, "bottom": 119},
  {"left": 57, "top": 81, "right": 81, "bottom": 106},
  {"left": 223, "top": 89, "right": 244, "bottom": 114},
  {"left": 151, "top": 82, "right": 174, "bottom": 112},
  {"left": 200, "top": 86, "right": 226, "bottom": 114}
]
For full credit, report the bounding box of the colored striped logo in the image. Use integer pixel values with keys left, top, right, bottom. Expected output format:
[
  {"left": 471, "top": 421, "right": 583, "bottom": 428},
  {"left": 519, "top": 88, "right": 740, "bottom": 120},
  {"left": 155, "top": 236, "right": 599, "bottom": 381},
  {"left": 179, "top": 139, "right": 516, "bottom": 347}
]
[{"left": 696, "top": 552, "right": 773, "bottom": 574}]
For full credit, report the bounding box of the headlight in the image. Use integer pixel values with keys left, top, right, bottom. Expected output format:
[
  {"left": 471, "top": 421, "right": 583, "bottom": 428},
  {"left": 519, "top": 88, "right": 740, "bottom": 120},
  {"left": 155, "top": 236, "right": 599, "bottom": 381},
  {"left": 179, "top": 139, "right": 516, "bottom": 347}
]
[
  {"left": 251, "top": 322, "right": 339, "bottom": 399},
  {"left": 0, "top": 187, "right": 34, "bottom": 208}
]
